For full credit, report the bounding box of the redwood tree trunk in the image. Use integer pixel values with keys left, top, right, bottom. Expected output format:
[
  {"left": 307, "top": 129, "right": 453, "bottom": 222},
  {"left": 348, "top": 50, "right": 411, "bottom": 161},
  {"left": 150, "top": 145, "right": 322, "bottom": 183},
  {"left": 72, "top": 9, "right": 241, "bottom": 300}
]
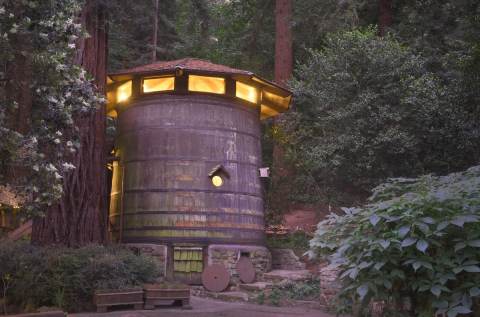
[
  {"left": 31, "top": 0, "right": 108, "bottom": 246},
  {"left": 269, "top": 0, "right": 293, "bottom": 217},
  {"left": 274, "top": 0, "right": 292, "bottom": 86},
  {"left": 152, "top": 0, "right": 159, "bottom": 62},
  {"left": 379, "top": 0, "right": 392, "bottom": 36}
]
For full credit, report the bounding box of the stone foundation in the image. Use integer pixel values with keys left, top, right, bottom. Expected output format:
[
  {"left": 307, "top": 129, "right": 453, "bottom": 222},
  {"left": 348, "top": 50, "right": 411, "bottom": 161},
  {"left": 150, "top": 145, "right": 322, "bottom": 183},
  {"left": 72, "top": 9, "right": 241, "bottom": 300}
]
[
  {"left": 208, "top": 244, "right": 272, "bottom": 282},
  {"left": 126, "top": 243, "right": 167, "bottom": 277},
  {"left": 270, "top": 248, "right": 306, "bottom": 270},
  {"left": 318, "top": 264, "right": 341, "bottom": 308}
]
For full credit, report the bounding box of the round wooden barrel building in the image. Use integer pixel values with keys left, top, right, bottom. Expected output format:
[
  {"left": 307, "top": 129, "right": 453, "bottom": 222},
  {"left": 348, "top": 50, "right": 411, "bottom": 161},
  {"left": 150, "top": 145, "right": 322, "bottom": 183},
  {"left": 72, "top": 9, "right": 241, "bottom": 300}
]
[{"left": 107, "top": 58, "right": 291, "bottom": 283}]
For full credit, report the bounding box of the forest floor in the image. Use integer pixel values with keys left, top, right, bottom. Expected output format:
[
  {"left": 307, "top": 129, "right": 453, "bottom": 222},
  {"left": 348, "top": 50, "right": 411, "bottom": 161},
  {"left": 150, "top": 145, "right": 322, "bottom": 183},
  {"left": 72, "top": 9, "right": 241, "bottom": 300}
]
[{"left": 72, "top": 296, "right": 337, "bottom": 317}]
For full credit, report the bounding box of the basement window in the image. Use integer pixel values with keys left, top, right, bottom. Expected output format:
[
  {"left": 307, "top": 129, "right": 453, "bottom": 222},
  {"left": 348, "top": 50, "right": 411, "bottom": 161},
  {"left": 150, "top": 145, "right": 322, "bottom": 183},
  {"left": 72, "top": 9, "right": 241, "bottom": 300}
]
[
  {"left": 188, "top": 75, "right": 225, "bottom": 94},
  {"left": 236, "top": 81, "right": 259, "bottom": 104},
  {"left": 173, "top": 247, "right": 203, "bottom": 273},
  {"left": 143, "top": 76, "right": 175, "bottom": 93},
  {"left": 117, "top": 80, "right": 132, "bottom": 103}
]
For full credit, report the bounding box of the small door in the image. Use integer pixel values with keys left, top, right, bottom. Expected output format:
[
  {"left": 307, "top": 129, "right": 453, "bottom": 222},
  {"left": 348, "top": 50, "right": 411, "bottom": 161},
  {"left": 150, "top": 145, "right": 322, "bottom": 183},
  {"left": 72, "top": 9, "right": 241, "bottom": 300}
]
[{"left": 172, "top": 247, "right": 204, "bottom": 284}]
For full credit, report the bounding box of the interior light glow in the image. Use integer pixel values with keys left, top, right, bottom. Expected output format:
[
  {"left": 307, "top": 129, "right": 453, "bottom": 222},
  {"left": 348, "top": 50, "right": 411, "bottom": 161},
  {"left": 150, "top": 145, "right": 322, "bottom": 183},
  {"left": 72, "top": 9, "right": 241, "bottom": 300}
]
[
  {"left": 117, "top": 80, "right": 132, "bottom": 103},
  {"left": 262, "top": 91, "right": 290, "bottom": 109},
  {"left": 211, "top": 175, "right": 223, "bottom": 187},
  {"left": 188, "top": 75, "right": 225, "bottom": 94},
  {"left": 236, "top": 81, "right": 258, "bottom": 104},
  {"left": 143, "top": 76, "right": 175, "bottom": 93},
  {"left": 260, "top": 104, "right": 279, "bottom": 120}
]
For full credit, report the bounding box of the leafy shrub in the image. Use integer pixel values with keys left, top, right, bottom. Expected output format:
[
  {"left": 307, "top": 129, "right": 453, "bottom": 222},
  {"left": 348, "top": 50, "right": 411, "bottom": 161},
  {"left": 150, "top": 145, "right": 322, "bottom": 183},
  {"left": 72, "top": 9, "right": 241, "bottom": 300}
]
[
  {"left": 0, "top": 242, "right": 159, "bottom": 312},
  {"left": 266, "top": 231, "right": 312, "bottom": 254},
  {"left": 309, "top": 166, "right": 480, "bottom": 317},
  {"left": 280, "top": 279, "right": 320, "bottom": 301},
  {"left": 282, "top": 28, "right": 480, "bottom": 205}
]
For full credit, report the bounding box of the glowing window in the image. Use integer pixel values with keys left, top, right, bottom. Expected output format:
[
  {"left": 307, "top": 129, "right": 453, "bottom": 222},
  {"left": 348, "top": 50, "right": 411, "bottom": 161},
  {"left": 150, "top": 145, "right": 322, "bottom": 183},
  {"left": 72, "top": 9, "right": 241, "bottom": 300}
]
[
  {"left": 117, "top": 80, "right": 132, "bottom": 103},
  {"left": 143, "top": 76, "right": 175, "bottom": 93},
  {"left": 188, "top": 75, "right": 225, "bottom": 94},
  {"left": 211, "top": 175, "right": 223, "bottom": 187},
  {"left": 260, "top": 104, "right": 279, "bottom": 120},
  {"left": 236, "top": 81, "right": 258, "bottom": 104},
  {"left": 262, "top": 91, "right": 290, "bottom": 110}
]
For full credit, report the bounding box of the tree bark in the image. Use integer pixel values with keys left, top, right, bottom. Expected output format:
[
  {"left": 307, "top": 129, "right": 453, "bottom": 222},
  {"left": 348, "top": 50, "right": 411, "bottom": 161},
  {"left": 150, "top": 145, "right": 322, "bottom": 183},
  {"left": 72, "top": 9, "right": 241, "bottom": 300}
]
[
  {"left": 31, "top": 0, "right": 108, "bottom": 246},
  {"left": 274, "top": 0, "right": 293, "bottom": 86},
  {"left": 269, "top": 0, "right": 293, "bottom": 218},
  {"left": 379, "top": 0, "right": 392, "bottom": 36},
  {"left": 152, "top": 0, "right": 159, "bottom": 62}
]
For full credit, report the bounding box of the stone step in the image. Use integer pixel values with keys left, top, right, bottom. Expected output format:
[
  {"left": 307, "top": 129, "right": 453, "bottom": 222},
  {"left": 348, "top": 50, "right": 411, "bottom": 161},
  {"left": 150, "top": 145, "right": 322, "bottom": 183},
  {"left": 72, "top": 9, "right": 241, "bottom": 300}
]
[
  {"left": 262, "top": 269, "right": 312, "bottom": 283},
  {"left": 210, "top": 291, "right": 249, "bottom": 302},
  {"left": 239, "top": 281, "right": 273, "bottom": 292}
]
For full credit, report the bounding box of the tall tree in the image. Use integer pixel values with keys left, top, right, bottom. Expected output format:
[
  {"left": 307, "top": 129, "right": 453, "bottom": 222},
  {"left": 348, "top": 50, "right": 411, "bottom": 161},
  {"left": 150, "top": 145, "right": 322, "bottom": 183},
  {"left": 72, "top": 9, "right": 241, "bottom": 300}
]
[
  {"left": 152, "top": 0, "right": 159, "bottom": 62},
  {"left": 31, "top": 0, "right": 108, "bottom": 246},
  {"left": 274, "top": 0, "right": 292, "bottom": 85},
  {"left": 379, "top": 0, "right": 392, "bottom": 36}
]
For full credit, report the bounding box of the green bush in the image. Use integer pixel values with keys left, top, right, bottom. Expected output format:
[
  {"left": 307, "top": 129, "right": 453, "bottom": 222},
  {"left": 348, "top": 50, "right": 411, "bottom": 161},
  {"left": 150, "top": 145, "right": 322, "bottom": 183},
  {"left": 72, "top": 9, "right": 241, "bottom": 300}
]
[
  {"left": 0, "top": 243, "right": 159, "bottom": 312},
  {"left": 266, "top": 231, "right": 311, "bottom": 254},
  {"left": 310, "top": 166, "right": 480, "bottom": 317}
]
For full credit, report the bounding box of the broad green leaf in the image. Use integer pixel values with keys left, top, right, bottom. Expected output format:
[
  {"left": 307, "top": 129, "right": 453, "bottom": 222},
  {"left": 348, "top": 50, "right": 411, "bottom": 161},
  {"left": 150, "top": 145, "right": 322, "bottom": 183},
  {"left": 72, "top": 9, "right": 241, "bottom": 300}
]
[
  {"left": 379, "top": 239, "right": 390, "bottom": 249},
  {"left": 447, "top": 306, "right": 471, "bottom": 317},
  {"left": 467, "top": 240, "right": 480, "bottom": 247},
  {"left": 451, "top": 217, "right": 465, "bottom": 227},
  {"left": 398, "top": 226, "right": 410, "bottom": 238},
  {"left": 412, "top": 261, "right": 422, "bottom": 271},
  {"left": 431, "top": 285, "right": 441, "bottom": 297},
  {"left": 463, "top": 265, "right": 480, "bottom": 273},
  {"left": 357, "top": 284, "right": 369, "bottom": 299},
  {"left": 421, "top": 217, "right": 435, "bottom": 224},
  {"left": 454, "top": 242, "right": 466, "bottom": 252},
  {"left": 401, "top": 237, "right": 417, "bottom": 247},
  {"left": 416, "top": 239, "right": 429, "bottom": 253},
  {"left": 436, "top": 221, "right": 449, "bottom": 231},
  {"left": 369, "top": 214, "right": 381, "bottom": 226},
  {"left": 470, "top": 287, "right": 480, "bottom": 297}
]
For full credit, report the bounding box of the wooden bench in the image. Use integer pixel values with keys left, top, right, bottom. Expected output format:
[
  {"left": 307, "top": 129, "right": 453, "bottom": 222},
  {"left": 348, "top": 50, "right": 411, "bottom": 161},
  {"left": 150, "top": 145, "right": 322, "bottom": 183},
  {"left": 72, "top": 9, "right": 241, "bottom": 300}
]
[
  {"left": 94, "top": 288, "right": 143, "bottom": 313},
  {"left": 143, "top": 283, "right": 191, "bottom": 310}
]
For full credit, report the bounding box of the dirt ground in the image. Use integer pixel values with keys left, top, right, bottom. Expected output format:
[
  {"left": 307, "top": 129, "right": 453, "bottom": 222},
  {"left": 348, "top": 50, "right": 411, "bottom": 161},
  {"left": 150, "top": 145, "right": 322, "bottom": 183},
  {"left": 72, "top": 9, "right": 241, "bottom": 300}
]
[{"left": 72, "top": 296, "right": 337, "bottom": 317}]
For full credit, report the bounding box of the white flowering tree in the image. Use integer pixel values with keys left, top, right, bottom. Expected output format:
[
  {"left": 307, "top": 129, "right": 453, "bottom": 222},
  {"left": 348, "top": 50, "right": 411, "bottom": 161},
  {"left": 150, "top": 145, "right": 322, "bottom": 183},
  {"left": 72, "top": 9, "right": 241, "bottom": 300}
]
[{"left": 0, "top": 0, "right": 108, "bottom": 245}]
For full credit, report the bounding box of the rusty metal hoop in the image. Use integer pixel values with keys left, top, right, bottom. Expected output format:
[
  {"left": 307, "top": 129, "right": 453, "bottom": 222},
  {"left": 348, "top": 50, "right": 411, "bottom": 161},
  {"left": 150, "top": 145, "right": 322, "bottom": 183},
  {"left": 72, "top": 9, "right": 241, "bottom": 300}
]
[{"left": 202, "top": 264, "right": 230, "bottom": 292}]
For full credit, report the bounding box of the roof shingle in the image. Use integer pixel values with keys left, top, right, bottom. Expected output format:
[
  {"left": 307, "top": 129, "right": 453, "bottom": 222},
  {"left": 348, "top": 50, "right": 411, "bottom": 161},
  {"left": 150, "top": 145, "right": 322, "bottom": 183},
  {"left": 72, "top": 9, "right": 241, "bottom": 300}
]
[{"left": 110, "top": 58, "right": 252, "bottom": 77}]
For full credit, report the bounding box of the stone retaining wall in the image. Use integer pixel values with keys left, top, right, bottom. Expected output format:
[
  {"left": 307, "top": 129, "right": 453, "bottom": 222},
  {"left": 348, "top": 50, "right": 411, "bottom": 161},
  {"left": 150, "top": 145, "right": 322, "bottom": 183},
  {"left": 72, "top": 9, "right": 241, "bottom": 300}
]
[
  {"left": 208, "top": 244, "right": 272, "bottom": 282},
  {"left": 270, "top": 248, "right": 306, "bottom": 270}
]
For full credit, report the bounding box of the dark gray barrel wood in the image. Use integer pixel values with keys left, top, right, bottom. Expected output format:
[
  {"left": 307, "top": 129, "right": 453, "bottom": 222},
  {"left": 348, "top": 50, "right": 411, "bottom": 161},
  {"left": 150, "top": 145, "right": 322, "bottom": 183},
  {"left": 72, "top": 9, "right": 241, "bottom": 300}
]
[{"left": 109, "top": 94, "right": 265, "bottom": 245}]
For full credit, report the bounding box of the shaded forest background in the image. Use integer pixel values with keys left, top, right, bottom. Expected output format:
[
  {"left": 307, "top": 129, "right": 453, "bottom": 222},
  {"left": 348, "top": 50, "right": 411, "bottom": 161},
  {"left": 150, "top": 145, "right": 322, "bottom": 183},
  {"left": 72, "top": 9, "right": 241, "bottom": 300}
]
[
  {"left": 106, "top": 0, "right": 479, "bottom": 219},
  {"left": 1, "top": 0, "right": 479, "bottom": 243}
]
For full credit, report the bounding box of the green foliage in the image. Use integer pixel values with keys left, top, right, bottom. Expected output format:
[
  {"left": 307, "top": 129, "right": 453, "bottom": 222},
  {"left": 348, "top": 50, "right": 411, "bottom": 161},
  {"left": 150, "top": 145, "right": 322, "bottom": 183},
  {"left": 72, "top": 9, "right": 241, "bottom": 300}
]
[
  {"left": 0, "top": 242, "right": 159, "bottom": 312},
  {"left": 0, "top": 0, "right": 104, "bottom": 216},
  {"left": 257, "top": 279, "right": 320, "bottom": 306},
  {"left": 279, "top": 279, "right": 320, "bottom": 301},
  {"left": 266, "top": 231, "right": 311, "bottom": 255},
  {"left": 282, "top": 28, "right": 480, "bottom": 205},
  {"left": 309, "top": 166, "right": 480, "bottom": 317}
]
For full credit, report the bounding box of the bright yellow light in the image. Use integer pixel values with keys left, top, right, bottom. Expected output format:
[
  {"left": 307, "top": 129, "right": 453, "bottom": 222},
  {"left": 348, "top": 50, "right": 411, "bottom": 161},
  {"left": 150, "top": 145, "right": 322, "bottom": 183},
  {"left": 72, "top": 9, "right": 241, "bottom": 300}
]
[
  {"left": 260, "top": 104, "right": 279, "bottom": 120},
  {"left": 188, "top": 75, "right": 225, "bottom": 94},
  {"left": 236, "top": 81, "right": 258, "bottom": 104},
  {"left": 117, "top": 80, "right": 132, "bottom": 103},
  {"left": 211, "top": 175, "right": 223, "bottom": 187},
  {"left": 143, "top": 77, "right": 175, "bottom": 93},
  {"left": 262, "top": 91, "right": 290, "bottom": 109}
]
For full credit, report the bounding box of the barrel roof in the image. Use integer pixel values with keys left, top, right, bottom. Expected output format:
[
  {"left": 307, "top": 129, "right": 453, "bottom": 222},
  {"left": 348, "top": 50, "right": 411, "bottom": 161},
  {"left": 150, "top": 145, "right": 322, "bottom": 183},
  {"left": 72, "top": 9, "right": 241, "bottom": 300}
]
[{"left": 110, "top": 58, "right": 252, "bottom": 77}]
